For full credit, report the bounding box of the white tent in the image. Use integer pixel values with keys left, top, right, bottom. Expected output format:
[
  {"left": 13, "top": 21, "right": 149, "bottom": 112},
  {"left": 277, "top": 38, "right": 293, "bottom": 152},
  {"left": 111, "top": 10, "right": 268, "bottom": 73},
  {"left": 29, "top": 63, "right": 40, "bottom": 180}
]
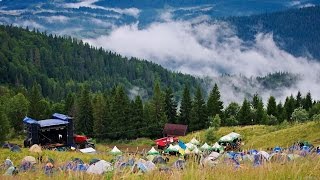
[
  {"left": 87, "top": 160, "right": 113, "bottom": 175},
  {"left": 219, "top": 132, "right": 241, "bottom": 142},
  {"left": 200, "top": 143, "right": 212, "bottom": 150},
  {"left": 110, "top": 146, "right": 122, "bottom": 155},
  {"left": 190, "top": 138, "right": 200, "bottom": 145},
  {"left": 80, "top": 147, "right": 96, "bottom": 154},
  {"left": 192, "top": 147, "right": 200, "bottom": 154},
  {"left": 258, "top": 151, "right": 270, "bottom": 160},
  {"left": 212, "top": 142, "right": 222, "bottom": 150},
  {"left": 172, "top": 144, "right": 180, "bottom": 151},
  {"left": 147, "top": 147, "right": 160, "bottom": 155},
  {"left": 185, "top": 143, "right": 196, "bottom": 150}
]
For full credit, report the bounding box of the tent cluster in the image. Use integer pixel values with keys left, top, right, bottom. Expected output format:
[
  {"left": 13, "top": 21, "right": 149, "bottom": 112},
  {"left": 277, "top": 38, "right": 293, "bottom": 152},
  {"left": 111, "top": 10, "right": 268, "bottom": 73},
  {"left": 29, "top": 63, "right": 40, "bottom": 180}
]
[{"left": 163, "top": 137, "right": 224, "bottom": 156}]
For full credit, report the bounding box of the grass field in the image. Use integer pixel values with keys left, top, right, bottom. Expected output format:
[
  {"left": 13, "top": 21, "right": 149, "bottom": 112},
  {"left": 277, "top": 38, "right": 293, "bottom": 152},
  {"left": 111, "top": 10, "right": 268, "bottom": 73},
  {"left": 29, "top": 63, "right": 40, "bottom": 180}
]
[{"left": 0, "top": 121, "right": 319, "bottom": 179}]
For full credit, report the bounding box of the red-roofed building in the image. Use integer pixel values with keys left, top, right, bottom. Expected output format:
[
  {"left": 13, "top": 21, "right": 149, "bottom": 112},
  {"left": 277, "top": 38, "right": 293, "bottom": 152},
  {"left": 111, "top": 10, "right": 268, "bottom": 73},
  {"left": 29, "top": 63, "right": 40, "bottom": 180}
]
[{"left": 163, "top": 123, "right": 188, "bottom": 137}]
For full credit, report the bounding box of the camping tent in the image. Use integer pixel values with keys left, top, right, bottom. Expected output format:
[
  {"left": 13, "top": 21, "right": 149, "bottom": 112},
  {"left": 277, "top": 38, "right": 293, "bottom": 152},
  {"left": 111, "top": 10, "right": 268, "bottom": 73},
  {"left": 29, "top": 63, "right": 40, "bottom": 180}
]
[
  {"left": 219, "top": 132, "right": 240, "bottom": 142},
  {"left": 86, "top": 160, "right": 113, "bottom": 175},
  {"left": 200, "top": 143, "right": 212, "bottom": 151},
  {"left": 190, "top": 138, "right": 200, "bottom": 145},
  {"left": 29, "top": 144, "right": 42, "bottom": 153},
  {"left": 10, "top": 145, "right": 21, "bottom": 152},
  {"left": 147, "top": 147, "right": 160, "bottom": 155},
  {"left": 80, "top": 147, "right": 96, "bottom": 154},
  {"left": 110, "top": 146, "right": 122, "bottom": 155},
  {"left": 212, "top": 142, "right": 224, "bottom": 152},
  {"left": 165, "top": 144, "right": 179, "bottom": 153},
  {"left": 185, "top": 143, "right": 196, "bottom": 150},
  {"left": 192, "top": 147, "right": 200, "bottom": 154},
  {"left": 22, "top": 156, "right": 37, "bottom": 164}
]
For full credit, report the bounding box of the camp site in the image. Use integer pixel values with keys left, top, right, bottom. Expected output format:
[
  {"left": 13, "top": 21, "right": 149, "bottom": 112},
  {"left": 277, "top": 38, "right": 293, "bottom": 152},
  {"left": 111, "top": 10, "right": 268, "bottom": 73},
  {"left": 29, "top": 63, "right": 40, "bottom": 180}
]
[{"left": 0, "top": 113, "right": 319, "bottom": 179}]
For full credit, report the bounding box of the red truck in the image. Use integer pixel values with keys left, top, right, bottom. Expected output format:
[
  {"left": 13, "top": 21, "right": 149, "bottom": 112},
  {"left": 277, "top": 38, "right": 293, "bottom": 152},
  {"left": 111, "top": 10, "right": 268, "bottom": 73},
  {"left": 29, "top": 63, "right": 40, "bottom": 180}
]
[{"left": 155, "top": 136, "right": 179, "bottom": 149}]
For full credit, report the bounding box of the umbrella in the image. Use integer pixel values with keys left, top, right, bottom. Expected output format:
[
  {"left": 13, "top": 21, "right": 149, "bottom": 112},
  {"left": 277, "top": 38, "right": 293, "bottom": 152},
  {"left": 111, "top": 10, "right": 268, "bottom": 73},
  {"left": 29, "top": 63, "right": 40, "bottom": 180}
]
[
  {"left": 22, "top": 156, "right": 37, "bottom": 164},
  {"left": 29, "top": 144, "right": 42, "bottom": 153},
  {"left": 86, "top": 160, "right": 113, "bottom": 175}
]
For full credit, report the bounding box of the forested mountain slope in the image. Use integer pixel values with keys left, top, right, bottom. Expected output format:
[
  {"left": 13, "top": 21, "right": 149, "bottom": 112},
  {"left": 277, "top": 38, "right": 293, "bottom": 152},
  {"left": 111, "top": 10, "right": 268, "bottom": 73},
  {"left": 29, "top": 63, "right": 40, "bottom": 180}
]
[
  {"left": 226, "top": 6, "right": 320, "bottom": 59},
  {"left": 0, "top": 25, "right": 200, "bottom": 100}
]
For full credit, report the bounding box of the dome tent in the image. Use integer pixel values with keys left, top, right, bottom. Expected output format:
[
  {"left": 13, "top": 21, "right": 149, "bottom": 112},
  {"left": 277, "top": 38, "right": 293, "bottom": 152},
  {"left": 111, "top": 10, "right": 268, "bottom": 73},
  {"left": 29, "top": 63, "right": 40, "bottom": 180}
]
[{"left": 110, "top": 146, "right": 122, "bottom": 155}]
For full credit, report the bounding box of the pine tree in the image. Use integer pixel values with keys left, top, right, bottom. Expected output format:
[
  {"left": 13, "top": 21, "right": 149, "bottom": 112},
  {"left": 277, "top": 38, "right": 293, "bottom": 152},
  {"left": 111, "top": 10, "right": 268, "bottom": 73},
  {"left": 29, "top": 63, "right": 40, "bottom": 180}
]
[
  {"left": 295, "top": 91, "right": 302, "bottom": 108},
  {"left": 237, "top": 98, "right": 252, "bottom": 125},
  {"left": 284, "top": 95, "right": 296, "bottom": 121},
  {"left": 132, "top": 96, "right": 144, "bottom": 138},
  {"left": 179, "top": 84, "right": 192, "bottom": 125},
  {"left": 92, "top": 93, "right": 106, "bottom": 140},
  {"left": 207, "top": 84, "right": 223, "bottom": 117},
  {"left": 110, "top": 85, "right": 130, "bottom": 139},
  {"left": 75, "top": 85, "right": 94, "bottom": 136},
  {"left": 303, "top": 92, "right": 313, "bottom": 111},
  {"left": 149, "top": 81, "right": 167, "bottom": 137},
  {"left": 28, "top": 83, "right": 43, "bottom": 119},
  {"left": 189, "top": 86, "right": 207, "bottom": 131},
  {"left": 224, "top": 102, "right": 240, "bottom": 126},
  {"left": 256, "top": 99, "right": 267, "bottom": 124},
  {"left": 164, "top": 87, "right": 177, "bottom": 124},
  {"left": 252, "top": 93, "right": 260, "bottom": 109},
  {"left": 267, "top": 96, "right": 277, "bottom": 117},
  {"left": 64, "top": 93, "right": 76, "bottom": 116},
  {"left": 276, "top": 102, "right": 285, "bottom": 123}
]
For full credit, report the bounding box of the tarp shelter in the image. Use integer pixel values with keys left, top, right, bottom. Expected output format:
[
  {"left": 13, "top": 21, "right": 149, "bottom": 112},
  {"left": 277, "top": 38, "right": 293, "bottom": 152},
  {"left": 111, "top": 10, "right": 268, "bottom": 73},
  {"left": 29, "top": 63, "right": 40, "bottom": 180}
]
[
  {"left": 163, "top": 123, "right": 188, "bottom": 136},
  {"left": 110, "top": 146, "right": 122, "bottom": 155},
  {"left": 189, "top": 138, "right": 200, "bottom": 145},
  {"left": 10, "top": 145, "right": 21, "bottom": 152},
  {"left": 80, "top": 147, "right": 96, "bottom": 154},
  {"left": 219, "top": 132, "right": 240, "bottom": 142},
  {"left": 86, "top": 160, "right": 113, "bottom": 175},
  {"left": 29, "top": 144, "right": 42, "bottom": 153},
  {"left": 200, "top": 143, "right": 212, "bottom": 151},
  {"left": 147, "top": 147, "right": 160, "bottom": 155}
]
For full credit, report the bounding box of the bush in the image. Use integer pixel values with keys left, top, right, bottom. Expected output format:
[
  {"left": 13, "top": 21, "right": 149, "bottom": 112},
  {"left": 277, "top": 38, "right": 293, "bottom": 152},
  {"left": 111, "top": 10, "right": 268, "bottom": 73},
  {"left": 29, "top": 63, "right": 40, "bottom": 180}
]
[
  {"left": 312, "top": 114, "right": 320, "bottom": 123},
  {"left": 210, "top": 114, "right": 221, "bottom": 128},
  {"left": 205, "top": 127, "right": 216, "bottom": 144},
  {"left": 291, "top": 107, "right": 309, "bottom": 122}
]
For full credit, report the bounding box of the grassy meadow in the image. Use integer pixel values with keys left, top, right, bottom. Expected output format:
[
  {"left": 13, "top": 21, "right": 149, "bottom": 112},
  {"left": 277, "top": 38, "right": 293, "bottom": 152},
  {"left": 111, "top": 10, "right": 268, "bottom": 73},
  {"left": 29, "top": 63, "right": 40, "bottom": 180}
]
[{"left": 0, "top": 121, "right": 319, "bottom": 179}]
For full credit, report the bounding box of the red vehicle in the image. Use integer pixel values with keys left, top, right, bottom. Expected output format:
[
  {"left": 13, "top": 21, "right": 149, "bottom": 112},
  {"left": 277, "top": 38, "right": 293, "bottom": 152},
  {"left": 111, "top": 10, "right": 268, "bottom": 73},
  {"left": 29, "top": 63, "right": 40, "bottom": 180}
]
[
  {"left": 74, "top": 135, "right": 95, "bottom": 149},
  {"left": 155, "top": 136, "right": 179, "bottom": 149}
]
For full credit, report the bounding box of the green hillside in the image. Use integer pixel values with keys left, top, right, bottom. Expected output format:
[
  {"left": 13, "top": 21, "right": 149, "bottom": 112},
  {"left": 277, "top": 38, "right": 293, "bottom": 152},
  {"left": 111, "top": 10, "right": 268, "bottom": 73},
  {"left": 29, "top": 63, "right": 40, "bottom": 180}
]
[
  {"left": 0, "top": 25, "right": 200, "bottom": 101},
  {"left": 181, "top": 121, "right": 320, "bottom": 149}
]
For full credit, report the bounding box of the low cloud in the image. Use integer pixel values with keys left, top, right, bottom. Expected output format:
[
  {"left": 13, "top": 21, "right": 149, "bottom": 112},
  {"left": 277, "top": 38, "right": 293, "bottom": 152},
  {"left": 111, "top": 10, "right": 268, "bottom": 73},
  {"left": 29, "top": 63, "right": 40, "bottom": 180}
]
[
  {"left": 44, "top": 15, "right": 70, "bottom": 23},
  {"left": 85, "top": 13, "right": 320, "bottom": 103},
  {"left": 63, "top": 0, "right": 140, "bottom": 18}
]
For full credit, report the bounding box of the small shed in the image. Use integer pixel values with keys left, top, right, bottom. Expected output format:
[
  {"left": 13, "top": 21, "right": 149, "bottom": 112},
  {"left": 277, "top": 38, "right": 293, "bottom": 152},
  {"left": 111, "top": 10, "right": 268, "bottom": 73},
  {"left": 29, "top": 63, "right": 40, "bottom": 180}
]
[{"left": 163, "top": 123, "right": 188, "bottom": 137}]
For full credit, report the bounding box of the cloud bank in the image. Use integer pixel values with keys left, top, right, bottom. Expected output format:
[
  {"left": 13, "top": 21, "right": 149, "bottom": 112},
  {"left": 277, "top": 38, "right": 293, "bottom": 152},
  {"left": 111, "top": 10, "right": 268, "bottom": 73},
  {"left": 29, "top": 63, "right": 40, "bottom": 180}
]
[{"left": 85, "top": 14, "right": 320, "bottom": 103}]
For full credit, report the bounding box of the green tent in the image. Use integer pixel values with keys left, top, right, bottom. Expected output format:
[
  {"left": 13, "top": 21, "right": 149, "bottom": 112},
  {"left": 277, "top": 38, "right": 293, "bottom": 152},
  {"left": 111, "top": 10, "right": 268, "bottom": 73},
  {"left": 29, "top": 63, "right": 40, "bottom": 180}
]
[{"left": 147, "top": 147, "right": 160, "bottom": 155}]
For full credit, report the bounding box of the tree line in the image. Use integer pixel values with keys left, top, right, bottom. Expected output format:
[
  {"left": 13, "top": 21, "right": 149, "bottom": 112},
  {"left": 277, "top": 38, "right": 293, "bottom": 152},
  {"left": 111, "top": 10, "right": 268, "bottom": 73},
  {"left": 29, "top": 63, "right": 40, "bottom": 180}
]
[{"left": 1, "top": 82, "right": 320, "bottom": 143}]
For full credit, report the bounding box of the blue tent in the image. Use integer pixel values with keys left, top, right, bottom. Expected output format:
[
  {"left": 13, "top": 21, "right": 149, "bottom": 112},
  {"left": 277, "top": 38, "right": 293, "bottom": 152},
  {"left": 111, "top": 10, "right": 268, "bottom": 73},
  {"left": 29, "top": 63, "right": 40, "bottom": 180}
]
[
  {"left": 10, "top": 145, "right": 21, "bottom": 152},
  {"left": 273, "top": 146, "right": 282, "bottom": 153},
  {"left": 248, "top": 149, "right": 258, "bottom": 155}
]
